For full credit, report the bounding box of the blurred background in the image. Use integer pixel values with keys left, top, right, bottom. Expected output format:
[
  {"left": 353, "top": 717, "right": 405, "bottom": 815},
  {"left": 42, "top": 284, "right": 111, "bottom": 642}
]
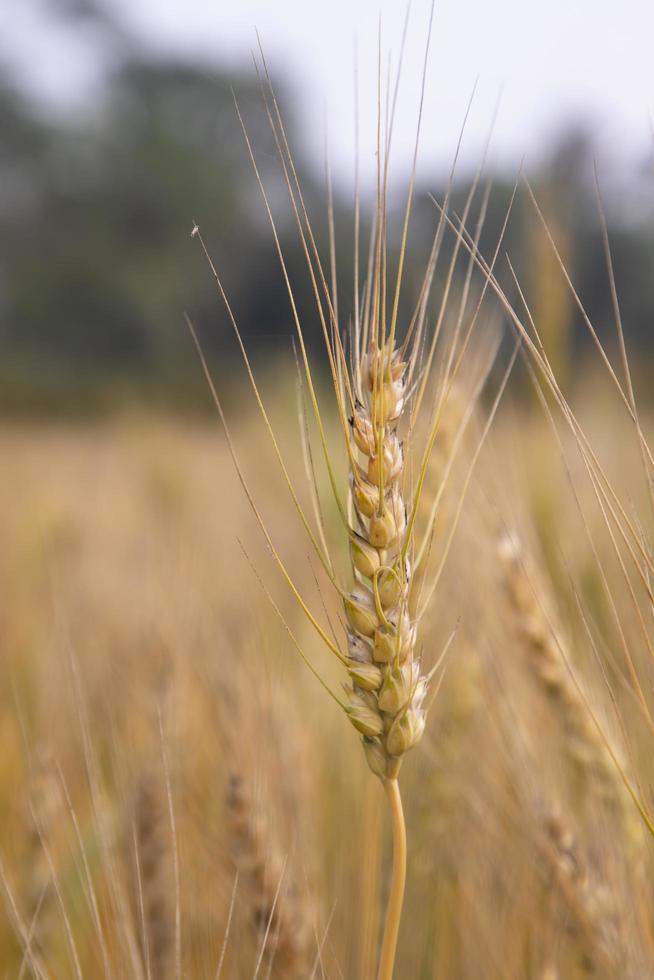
[{"left": 1, "top": 0, "right": 653, "bottom": 412}]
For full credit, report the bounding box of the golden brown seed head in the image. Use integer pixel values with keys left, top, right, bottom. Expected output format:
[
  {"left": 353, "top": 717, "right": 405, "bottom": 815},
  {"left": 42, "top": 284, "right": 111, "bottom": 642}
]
[{"left": 342, "top": 342, "right": 431, "bottom": 773}]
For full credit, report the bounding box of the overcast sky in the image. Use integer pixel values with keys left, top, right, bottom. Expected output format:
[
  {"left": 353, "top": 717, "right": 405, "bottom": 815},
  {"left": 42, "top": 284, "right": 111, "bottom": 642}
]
[{"left": 3, "top": 0, "right": 653, "bottom": 189}]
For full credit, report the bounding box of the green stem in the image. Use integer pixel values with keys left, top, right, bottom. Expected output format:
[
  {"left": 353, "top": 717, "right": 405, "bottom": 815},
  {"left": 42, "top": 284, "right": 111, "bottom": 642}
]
[{"left": 377, "top": 778, "right": 407, "bottom": 980}]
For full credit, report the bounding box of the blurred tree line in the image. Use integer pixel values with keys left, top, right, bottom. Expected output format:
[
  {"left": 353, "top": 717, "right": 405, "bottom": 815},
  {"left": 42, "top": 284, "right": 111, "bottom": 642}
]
[{"left": 1, "top": 0, "right": 653, "bottom": 413}]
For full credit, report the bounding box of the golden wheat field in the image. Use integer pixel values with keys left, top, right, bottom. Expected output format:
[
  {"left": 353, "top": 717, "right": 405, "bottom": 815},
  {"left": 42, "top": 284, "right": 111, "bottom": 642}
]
[
  {"left": 3, "top": 15, "right": 654, "bottom": 972},
  {"left": 1, "top": 353, "right": 654, "bottom": 979},
  {"left": 3, "top": 0, "right": 654, "bottom": 974}
]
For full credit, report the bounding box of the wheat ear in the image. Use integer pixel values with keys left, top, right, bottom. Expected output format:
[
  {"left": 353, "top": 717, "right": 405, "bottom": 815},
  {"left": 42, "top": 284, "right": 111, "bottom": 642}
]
[
  {"left": 132, "top": 771, "right": 174, "bottom": 980},
  {"left": 225, "top": 772, "right": 312, "bottom": 979},
  {"left": 343, "top": 340, "right": 429, "bottom": 980},
  {"left": 189, "top": 16, "right": 505, "bottom": 975},
  {"left": 540, "top": 809, "right": 639, "bottom": 977},
  {"left": 499, "top": 533, "right": 643, "bottom": 858}
]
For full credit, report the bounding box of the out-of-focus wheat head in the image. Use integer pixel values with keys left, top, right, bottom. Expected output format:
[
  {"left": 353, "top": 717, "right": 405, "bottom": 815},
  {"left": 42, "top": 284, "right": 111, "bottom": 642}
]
[
  {"left": 225, "top": 771, "right": 312, "bottom": 979},
  {"left": 499, "top": 531, "right": 645, "bottom": 858}
]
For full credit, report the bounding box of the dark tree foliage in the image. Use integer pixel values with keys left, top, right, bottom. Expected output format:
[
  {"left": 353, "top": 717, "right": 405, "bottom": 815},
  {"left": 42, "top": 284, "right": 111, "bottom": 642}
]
[{"left": 0, "top": 4, "right": 652, "bottom": 411}]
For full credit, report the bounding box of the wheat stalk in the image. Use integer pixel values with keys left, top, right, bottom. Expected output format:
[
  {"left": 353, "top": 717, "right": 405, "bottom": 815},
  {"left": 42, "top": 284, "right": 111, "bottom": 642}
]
[
  {"left": 343, "top": 340, "right": 431, "bottom": 978},
  {"left": 189, "top": 168, "right": 503, "bottom": 980},
  {"left": 186, "top": 12, "right": 520, "bottom": 974}
]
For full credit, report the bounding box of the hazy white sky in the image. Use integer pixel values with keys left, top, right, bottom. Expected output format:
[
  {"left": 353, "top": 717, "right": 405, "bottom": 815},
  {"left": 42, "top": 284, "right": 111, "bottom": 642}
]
[{"left": 3, "top": 0, "right": 654, "bottom": 187}]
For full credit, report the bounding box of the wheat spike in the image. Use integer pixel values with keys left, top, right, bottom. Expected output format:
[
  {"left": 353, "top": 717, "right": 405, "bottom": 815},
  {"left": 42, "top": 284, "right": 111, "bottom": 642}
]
[
  {"left": 225, "top": 771, "right": 312, "bottom": 979},
  {"left": 345, "top": 344, "right": 429, "bottom": 776},
  {"left": 541, "top": 808, "right": 641, "bottom": 978},
  {"left": 499, "top": 532, "right": 644, "bottom": 857},
  {"left": 132, "top": 770, "right": 174, "bottom": 980}
]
